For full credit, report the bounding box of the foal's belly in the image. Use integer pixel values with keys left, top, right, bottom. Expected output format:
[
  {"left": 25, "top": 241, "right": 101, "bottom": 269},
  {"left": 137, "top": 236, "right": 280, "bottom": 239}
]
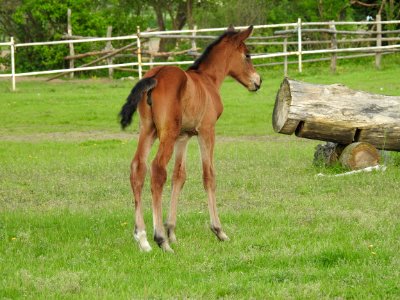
[
  {"left": 179, "top": 77, "right": 213, "bottom": 136},
  {"left": 180, "top": 116, "right": 200, "bottom": 136},
  {"left": 180, "top": 98, "right": 207, "bottom": 136}
]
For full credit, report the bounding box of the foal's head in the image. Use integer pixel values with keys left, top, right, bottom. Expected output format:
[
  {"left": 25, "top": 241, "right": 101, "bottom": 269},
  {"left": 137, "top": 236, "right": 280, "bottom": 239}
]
[
  {"left": 223, "top": 25, "right": 262, "bottom": 91},
  {"left": 188, "top": 25, "right": 262, "bottom": 91}
]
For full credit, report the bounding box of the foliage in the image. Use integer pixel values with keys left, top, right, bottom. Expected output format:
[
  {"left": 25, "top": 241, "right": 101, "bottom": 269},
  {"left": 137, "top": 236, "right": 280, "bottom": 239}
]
[
  {"left": 0, "top": 0, "right": 399, "bottom": 72},
  {"left": 264, "top": 0, "right": 354, "bottom": 23},
  {"left": 0, "top": 0, "right": 151, "bottom": 71},
  {"left": 194, "top": 0, "right": 267, "bottom": 28}
]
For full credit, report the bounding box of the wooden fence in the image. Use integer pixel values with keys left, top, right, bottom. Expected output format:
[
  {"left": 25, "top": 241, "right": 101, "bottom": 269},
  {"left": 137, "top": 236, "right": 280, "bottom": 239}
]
[{"left": 0, "top": 16, "right": 399, "bottom": 90}]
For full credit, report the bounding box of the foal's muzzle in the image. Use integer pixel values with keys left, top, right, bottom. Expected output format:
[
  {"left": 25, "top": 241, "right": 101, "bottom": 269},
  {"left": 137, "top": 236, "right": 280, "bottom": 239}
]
[{"left": 249, "top": 73, "right": 262, "bottom": 91}]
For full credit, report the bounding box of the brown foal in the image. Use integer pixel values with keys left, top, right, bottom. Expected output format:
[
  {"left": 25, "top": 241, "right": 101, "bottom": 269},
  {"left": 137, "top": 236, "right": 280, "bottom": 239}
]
[{"left": 119, "top": 25, "right": 261, "bottom": 252}]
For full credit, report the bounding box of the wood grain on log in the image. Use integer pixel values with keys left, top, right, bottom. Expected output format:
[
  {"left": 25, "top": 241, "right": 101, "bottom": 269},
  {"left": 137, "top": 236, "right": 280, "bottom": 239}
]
[
  {"left": 339, "top": 142, "right": 380, "bottom": 170},
  {"left": 273, "top": 78, "right": 400, "bottom": 151}
]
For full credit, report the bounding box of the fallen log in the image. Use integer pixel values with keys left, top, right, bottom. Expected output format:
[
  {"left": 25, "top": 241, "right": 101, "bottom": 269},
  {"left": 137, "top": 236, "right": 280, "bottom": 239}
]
[{"left": 273, "top": 78, "right": 400, "bottom": 151}]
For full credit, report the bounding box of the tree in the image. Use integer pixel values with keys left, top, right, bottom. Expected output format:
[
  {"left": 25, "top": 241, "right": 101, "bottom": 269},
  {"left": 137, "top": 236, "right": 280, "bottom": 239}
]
[
  {"left": 147, "top": 0, "right": 192, "bottom": 51},
  {"left": 350, "top": 0, "right": 400, "bottom": 20},
  {"left": 194, "top": 0, "right": 267, "bottom": 28},
  {"left": 0, "top": 0, "right": 151, "bottom": 71}
]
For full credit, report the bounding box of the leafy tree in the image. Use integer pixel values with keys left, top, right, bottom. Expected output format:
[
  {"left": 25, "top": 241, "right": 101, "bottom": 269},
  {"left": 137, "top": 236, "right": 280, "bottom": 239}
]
[
  {"left": 351, "top": 0, "right": 400, "bottom": 21},
  {"left": 0, "top": 0, "right": 150, "bottom": 71},
  {"left": 194, "top": 0, "right": 267, "bottom": 28}
]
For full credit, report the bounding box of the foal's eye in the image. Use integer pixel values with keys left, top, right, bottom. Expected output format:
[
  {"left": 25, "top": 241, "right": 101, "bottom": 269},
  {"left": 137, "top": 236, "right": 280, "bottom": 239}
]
[{"left": 245, "top": 53, "right": 251, "bottom": 60}]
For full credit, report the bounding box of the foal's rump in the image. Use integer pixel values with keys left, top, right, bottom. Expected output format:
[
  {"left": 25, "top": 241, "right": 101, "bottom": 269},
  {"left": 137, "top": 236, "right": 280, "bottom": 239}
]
[
  {"left": 119, "top": 66, "right": 188, "bottom": 130},
  {"left": 119, "top": 76, "right": 157, "bottom": 129}
]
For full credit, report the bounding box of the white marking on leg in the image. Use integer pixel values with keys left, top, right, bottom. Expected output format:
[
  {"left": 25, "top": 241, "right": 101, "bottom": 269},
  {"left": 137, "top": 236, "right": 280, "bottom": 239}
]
[{"left": 134, "top": 230, "right": 152, "bottom": 252}]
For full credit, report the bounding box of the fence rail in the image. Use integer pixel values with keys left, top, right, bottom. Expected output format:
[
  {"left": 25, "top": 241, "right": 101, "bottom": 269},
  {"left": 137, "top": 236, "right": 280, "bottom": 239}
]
[{"left": 0, "top": 17, "right": 399, "bottom": 90}]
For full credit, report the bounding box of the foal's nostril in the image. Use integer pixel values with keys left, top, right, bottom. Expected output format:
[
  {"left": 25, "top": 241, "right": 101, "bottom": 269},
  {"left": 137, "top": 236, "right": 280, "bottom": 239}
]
[{"left": 255, "top": 78, "right": 262, "bottom": 90}]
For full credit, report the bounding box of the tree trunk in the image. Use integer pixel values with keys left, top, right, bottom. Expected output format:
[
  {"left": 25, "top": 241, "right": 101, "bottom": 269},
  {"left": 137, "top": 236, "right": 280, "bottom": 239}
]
[
  {"left": 151, "top": 0, "right": 187, "bottom": 52},
  {"left": 273, "top": 78, "right": 400, "bottom": 151},
  {"left": 186, "top": 0, "right": 194, "bottom": 29}
]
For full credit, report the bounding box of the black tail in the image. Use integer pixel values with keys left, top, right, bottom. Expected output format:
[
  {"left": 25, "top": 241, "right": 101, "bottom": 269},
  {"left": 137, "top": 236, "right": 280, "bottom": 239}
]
[{"left": 119, "top": 77, "right": 157, "bottom": 129}]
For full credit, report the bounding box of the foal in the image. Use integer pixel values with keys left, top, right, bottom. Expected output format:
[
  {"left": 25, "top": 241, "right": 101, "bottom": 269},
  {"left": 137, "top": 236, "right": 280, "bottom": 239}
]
[{"left": 120, "top": 25, "right": 261, "bottom": 252}]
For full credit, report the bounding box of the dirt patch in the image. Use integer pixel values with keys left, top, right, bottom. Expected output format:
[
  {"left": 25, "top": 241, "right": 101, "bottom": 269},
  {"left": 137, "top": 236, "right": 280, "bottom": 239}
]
[
  {"left": 217, "top": 135, "right": 295, "bottom": 143},
  {"left": 0, "top": 131, "right": 297, "bottom": 143},
  {"left": 0, "top": 131, "right": 137, "bottom": 142}
]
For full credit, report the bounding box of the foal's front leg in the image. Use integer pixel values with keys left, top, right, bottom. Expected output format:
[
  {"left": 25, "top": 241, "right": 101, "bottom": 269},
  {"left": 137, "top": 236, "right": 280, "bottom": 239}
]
[{"left": 198, "top": 128, "right": 229, "bottom": 241}]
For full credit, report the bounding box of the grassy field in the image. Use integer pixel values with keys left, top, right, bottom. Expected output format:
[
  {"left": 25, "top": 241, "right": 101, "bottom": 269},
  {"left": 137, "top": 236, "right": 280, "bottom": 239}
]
[{"left": 1, "top": 58, "right": 400, "bottom": 299}]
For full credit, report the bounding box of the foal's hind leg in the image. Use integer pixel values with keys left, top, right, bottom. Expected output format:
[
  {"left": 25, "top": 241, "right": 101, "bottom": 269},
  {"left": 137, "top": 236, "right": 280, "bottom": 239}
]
[
  {"left": 166, "top": 135, "right": 190, "bottom": 243},
  {"left": 198, "top": 128, "right": 229, "bottom": 241},
  {"left": 131, "top": 126, "right": 156, "bottom": 252},
  {"left": 151, "top": 133, "right": 178, "bottom": 252}
]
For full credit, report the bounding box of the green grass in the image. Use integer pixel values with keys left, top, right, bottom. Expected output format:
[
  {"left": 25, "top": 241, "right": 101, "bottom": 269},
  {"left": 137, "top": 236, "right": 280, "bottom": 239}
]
[{"left": 1, "top": 57, "right": 400, "bottom": 299}]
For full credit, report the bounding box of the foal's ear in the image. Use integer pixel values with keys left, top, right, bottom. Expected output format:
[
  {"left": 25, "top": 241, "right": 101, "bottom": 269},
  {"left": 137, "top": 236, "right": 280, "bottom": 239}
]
[
  {"left": 234, "top": 25, "right": 254, "bottom": 43},
  {"left": 227, "top": 24, "right": 235, "bottom": 32}
]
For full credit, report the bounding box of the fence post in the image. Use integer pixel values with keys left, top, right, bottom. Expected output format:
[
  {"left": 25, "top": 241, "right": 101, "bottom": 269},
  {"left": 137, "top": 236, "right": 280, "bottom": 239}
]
[
  {"left": 191, "top": 25, "right": 197, "bottom": 52},
  {"left": 297, "top": 18, "right": 302, "bottom": 73},
  {"left": 330, "top": 21, "right": 338, "bottom": 72},
  {"left": 67, "top": 8, "right": 74, "bottom": 79},
  {"left": 283, "top": 26, "right": 288, "bottom": 77},
  {"left": 10, "top": 36, "right": 16, "bottom": 91},
  {"left": 136, "top": 26, "right": 142, "bottom": 79},
  {"left": 375, "top": 14, "right": 382, "bottom": 69},
  {"left": 105, "top": 26, "right": 114, "bottom": 78}
]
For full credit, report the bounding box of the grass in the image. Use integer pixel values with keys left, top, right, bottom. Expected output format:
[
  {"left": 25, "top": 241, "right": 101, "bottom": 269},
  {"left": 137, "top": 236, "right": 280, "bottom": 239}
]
[{"left": 1, "top": 56, "right": 400, "bottom": 299}]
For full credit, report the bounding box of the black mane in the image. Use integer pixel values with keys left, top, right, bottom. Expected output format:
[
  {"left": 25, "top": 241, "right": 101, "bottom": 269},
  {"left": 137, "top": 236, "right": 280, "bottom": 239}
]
[{"left": 187, "top": 31, "right": 238, "bottom": 71}]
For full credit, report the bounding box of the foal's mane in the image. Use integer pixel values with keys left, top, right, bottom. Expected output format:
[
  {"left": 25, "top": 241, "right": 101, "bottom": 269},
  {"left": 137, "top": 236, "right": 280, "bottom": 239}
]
[{"left": 187, "top": 30, "right": 238, "bottom": 71}]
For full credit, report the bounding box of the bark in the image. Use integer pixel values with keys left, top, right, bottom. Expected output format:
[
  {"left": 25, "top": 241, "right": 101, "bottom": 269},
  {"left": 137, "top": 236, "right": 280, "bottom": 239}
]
[{"left": 273, "top": 78, "right": 400, "bottom": 151}]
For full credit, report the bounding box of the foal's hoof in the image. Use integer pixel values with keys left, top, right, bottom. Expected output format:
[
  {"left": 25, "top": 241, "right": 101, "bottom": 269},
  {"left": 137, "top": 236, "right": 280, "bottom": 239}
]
[
  {"left": 160, "top": 242, "right": 174, "bottom": 253},
  {"left": 134, "top": 231, "right": 152, "bottom": 252},
  {"left": 217, "top": 231, "right": 230, "bottom": 241},
  {"left": 165, "top": 224, "right": 177, "bottom": 244},
  {"left": 211, "top": 226, "right": 230, "bottom": 241},
  {"left": 139, "top": 240, "right": 152, "bottom": 252},
  {"left": 168, "top": 233, "right": 177, "bottom": 244},
  {"left": 167, "top": 230, "right": 177, "bottom": 244}
]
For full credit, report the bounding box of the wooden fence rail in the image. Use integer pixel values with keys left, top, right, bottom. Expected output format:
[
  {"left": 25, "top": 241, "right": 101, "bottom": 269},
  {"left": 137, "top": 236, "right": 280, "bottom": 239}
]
[{"left": 0, "top": 16, "right": 399, "bottom": 90}]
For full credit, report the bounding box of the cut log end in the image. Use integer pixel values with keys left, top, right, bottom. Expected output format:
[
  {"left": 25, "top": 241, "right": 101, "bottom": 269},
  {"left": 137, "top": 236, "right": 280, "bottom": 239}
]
[
  {"left": 339, "top": 142, "right": 380, "bottom": 170},
  {"left": 272, "top": 78, "right": 299, "bottom": 134}
]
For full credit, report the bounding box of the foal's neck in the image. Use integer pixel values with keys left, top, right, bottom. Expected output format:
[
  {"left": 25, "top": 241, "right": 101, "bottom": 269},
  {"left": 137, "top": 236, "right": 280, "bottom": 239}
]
[{"left": 192, "top": 55, "right": 230, "bottom": 89}]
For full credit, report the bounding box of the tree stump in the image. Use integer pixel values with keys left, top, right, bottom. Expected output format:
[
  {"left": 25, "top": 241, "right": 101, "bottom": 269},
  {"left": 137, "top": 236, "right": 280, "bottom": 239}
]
[
  {"left": 273, "top": 78, "right": 400, "bottom": 151},
  {"left": 313, "top": 142, "right": 345, "bottom": 166}
]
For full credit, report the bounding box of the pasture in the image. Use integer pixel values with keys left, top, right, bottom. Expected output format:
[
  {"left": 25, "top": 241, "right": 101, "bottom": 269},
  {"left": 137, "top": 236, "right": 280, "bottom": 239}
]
[{"left": 1, "top": 59, "right": 400, "bottom": 299}]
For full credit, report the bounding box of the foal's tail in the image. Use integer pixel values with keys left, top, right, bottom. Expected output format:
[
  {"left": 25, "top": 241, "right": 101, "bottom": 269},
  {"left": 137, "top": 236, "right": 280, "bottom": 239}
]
[{"left": 119, "top": 77, "right": 157, "bottom": 129}]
